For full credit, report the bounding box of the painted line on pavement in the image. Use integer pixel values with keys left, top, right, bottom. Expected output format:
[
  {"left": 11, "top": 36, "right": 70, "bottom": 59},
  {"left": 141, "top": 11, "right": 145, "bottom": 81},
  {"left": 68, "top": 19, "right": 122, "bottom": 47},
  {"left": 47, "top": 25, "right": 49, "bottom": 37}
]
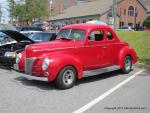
[{"left": 73, "top": 69, "right": 145, "bottom": 113}]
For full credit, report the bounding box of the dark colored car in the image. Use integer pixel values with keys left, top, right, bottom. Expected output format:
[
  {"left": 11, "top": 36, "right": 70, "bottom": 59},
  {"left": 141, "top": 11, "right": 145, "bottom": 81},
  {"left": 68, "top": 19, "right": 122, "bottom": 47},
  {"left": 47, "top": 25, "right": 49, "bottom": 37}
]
[
  {"left": 29, "top": 32, "right": 56, "bottom": 42},
  {"left": 0, "top": 30, "right": 56, "bottom": 68},
  {"left": 32, "top": 23, "right": 44, "bottom": 28},
  {"left": 16, "top": 26, "right": 44, "bottom": 32}
]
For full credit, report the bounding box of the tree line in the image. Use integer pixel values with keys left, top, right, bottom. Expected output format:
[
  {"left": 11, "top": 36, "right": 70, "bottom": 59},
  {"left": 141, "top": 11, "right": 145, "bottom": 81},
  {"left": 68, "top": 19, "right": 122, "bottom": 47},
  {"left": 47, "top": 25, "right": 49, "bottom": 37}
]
[{"left": 7, "top": 0, "right": 50, "bottom": 25}]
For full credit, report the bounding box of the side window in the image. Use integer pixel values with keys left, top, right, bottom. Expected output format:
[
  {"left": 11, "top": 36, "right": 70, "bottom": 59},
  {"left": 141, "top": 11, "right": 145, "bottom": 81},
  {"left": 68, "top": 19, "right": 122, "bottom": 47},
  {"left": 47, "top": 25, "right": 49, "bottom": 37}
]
[
  {"left": 88, "top": 30, "right": 104, "bottom": 42},
  {"left": 107, "top": 31, "right": 114, "bottom": 40}
]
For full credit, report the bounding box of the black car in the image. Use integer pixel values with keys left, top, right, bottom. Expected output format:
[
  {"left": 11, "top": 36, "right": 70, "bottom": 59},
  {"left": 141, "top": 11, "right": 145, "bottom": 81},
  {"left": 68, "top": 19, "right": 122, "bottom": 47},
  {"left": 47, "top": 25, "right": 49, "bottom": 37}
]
[
  {"left": 29, "top": 32, "right": 56, "bottom": 42},
  {"left": 0, "top": 30, "right": 56, "bottom": 68},
  {"left": 16, "top": 26, "right": 44, "bottom": 32}
]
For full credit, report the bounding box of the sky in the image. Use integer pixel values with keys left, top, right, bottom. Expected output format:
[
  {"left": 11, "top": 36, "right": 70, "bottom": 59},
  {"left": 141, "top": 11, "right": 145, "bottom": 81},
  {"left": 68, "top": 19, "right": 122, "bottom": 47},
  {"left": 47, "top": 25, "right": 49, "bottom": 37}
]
[{"left": 0, "top": 0, "right": 9, "bottom": 23}]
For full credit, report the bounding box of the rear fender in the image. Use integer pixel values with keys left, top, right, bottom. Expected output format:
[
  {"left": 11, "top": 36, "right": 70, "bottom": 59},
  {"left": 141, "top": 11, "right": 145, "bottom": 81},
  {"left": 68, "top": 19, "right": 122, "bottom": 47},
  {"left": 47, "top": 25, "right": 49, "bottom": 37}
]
[{"left": 118, "top": 46, "right": 137, "bottom": 69}]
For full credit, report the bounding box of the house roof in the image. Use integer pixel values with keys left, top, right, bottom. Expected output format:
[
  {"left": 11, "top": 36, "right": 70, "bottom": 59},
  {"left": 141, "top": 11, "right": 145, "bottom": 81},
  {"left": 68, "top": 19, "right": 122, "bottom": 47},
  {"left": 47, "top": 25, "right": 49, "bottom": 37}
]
[
  {"left": 49, "top": 0, "right": 113, "bottom": 21},
  {"left": 49, "top": 0, "right": 148, "bottom": 21},
  {"left": 139, "top": 0, "right": 150, "bottom": 12}
]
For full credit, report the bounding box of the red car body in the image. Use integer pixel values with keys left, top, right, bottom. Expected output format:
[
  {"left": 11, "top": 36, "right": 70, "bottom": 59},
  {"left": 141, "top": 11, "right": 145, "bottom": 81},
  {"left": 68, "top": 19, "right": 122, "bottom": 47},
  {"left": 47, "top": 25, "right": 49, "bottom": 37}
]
[{"left": 14, "top": 24, "right": 137, "bottom": 89}]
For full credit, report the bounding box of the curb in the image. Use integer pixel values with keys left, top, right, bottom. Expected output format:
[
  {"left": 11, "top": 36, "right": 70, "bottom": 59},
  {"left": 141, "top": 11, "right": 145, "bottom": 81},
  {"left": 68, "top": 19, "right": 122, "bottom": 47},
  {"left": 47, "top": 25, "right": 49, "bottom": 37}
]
[{"left": 134, "top": 63, "right": 150, "bottom": 70}]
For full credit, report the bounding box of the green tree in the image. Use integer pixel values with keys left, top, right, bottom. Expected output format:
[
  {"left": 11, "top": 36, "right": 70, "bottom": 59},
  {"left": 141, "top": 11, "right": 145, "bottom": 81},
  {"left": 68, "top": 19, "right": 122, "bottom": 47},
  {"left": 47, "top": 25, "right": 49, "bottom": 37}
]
[
  {"left": 143, "top": 16, "right": 150, "bottom": 28},
  {"left": 8, "top": 0, "right": 49, "bottom": 25},
  {"left": 7, "top": 0, "right": 16, "bottom": 23}
]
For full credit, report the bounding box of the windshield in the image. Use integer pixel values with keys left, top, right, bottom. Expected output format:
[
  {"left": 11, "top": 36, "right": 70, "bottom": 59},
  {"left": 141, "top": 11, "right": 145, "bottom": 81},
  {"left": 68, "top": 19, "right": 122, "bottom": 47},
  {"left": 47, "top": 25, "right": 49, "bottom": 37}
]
[
  {"left": 57, "top": 29, "right": 86, "bottom": 41},
  {"left": 30, "top": 33, "right": 52, "bottom": 42},
  {"left": 22, "top": 32, "right": 33, "bottom": 37}
]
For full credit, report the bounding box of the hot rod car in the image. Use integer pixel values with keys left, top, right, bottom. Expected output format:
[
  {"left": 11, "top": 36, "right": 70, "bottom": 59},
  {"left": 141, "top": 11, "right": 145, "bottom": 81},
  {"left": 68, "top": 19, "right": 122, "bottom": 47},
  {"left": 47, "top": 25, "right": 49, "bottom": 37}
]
[{"left": 14, "top": 24, "right": 137, "bottom": 89}]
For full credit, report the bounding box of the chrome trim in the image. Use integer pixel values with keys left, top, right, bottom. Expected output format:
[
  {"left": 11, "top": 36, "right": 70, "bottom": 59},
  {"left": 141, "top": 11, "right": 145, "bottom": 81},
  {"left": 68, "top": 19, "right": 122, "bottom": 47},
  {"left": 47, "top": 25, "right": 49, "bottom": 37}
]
[
  {"left": 14, "top": 64, "right": 19, "bottom": 70},
  {"left": 21, "top": 74, "right": 48, "bottom": 81},
  {"left": 26, "top": 57, "right": 42, "bottom": 60},
  {"left": 25, "top": 57, "right": 36, "bottom": 75},
  {"left": 32, "top": 42, "right": 123, "bottom": 52},
  {"left": 83, "top": 65, "right": 119, "bottom": 77},
  {"left": 33, "top": 47, "right": 75, "bottom": 52}
]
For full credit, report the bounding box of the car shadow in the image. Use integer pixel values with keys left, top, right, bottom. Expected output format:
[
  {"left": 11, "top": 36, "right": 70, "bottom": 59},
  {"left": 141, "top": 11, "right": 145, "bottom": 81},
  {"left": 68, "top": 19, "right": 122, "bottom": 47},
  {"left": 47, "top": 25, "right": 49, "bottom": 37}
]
[
  {"left": 14, "top": 76, "right": 57, "bottom": 91},
  {"left": 14, "top": 70, "right": 128, "bottom": 90},
  {"left": 0, "top": 63, "right": 12, "bottom": 70}
]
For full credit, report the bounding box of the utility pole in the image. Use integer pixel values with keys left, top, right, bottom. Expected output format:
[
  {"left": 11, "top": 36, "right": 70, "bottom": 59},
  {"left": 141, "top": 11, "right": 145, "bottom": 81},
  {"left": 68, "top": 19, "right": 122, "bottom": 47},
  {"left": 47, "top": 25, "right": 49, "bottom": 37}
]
[
  {"left": 112, "top": 0, "right": 117, "bottom": 29},
  {"left": 134, "top": 7, "right": 138, "bottom": 30}
]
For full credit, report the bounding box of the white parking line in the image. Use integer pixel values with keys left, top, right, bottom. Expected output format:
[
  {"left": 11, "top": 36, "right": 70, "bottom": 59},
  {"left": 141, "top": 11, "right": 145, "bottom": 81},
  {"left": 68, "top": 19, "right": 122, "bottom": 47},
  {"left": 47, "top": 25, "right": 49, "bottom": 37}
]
[{"left": 73, "top": 69, "right": 145, "bottom": 113}]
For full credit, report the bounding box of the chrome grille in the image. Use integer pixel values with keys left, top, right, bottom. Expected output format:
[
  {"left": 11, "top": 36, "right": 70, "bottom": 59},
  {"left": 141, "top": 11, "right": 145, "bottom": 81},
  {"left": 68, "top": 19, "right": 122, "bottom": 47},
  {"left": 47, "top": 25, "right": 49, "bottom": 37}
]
[{"left": 25, "top": 58, "right": 36, "bottom": 75}]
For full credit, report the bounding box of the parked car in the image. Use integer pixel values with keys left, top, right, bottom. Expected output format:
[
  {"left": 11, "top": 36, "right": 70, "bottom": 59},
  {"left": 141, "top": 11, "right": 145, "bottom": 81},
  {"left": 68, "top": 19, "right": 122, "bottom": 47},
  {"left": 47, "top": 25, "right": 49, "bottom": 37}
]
[
  {"left": 0, "top": 32, "right": 5, "bottom": 42},
  {"left": 134, "top": 26, "right": 144, "bottom": 31},
  {"left": 20, "top": 31, "right": 43, "bottom": 37},
  {"left": 29, "top": 32, "right": 56, "bottom": 42},
  {"left": 119, "top": 26, "right": 134, "bottom": 31},
  {"left": 32, "top": 23, "right": 44, "bottom": 28},
  {"left": 15, "top": 26, "right": 44, "bottom": 32},
  {"left": 0, "top": 30, "right": 56, "bottom": 68},
  {"left": 14, "top": 24, "right": 137, "bottom": 89}
]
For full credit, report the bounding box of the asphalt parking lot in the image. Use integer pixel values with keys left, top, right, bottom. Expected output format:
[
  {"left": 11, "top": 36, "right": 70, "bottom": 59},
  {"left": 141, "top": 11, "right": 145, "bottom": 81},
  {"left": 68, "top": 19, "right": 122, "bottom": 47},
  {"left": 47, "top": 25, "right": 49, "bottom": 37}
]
[{"left": 0, "top": 66, "right": 149, "bottom": 113}]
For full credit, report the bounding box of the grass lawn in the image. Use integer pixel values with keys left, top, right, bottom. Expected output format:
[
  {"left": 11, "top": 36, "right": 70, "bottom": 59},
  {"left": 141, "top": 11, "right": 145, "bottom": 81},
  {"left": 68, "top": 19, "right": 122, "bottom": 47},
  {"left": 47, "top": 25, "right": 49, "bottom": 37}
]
[{"left": 116, "top": 31, "right": 150, "bottom": 65}]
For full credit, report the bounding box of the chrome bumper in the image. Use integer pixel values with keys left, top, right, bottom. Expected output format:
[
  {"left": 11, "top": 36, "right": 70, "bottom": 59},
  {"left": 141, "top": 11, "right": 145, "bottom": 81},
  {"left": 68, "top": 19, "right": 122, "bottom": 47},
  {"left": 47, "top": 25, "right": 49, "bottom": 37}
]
[
  {"left": 21, "top": 74, "right": 48, "bottom": 81},
  {"left": 14, "top": 64, "right": 19, "bottom": 70}
]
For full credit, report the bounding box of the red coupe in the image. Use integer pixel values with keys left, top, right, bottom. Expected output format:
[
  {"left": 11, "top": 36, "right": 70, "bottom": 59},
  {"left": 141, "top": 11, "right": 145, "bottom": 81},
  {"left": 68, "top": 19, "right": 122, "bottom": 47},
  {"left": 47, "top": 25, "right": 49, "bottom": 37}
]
[{"left": 14, "top": 24, "right": 137, "bottom": 89}]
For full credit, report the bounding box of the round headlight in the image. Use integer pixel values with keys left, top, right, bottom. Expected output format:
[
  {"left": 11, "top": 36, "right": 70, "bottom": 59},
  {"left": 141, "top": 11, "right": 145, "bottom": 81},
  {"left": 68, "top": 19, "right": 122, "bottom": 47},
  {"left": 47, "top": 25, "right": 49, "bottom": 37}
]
[
  {"left": 42, "top": 58, "right": 50, "bottom": 71},
  {"left": 16, "top": 53, "right": 22, "bottom": 63}
]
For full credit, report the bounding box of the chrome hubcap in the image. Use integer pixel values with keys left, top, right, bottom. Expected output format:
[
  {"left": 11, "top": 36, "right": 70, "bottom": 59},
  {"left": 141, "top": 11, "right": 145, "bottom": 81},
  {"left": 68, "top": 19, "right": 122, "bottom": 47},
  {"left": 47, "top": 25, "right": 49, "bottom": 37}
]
[
  {"left": 125, "top": 58, "right": 131, "bottom": 71},
  {"left": 63, "top": 70, "right": 74, "bottom": 86}
]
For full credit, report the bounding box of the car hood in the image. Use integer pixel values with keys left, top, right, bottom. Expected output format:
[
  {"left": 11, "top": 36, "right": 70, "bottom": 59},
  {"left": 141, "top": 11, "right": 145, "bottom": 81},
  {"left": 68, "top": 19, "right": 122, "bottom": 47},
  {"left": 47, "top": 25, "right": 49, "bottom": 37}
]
[
  {"left": 26, "top": 40, "right": 82, "bottom": 57},
  {"left": 29, "top": 40, "right": 80, "bottom": 50},
  {"left": 0, "top": 30, "right": 35, "bottom": 43}
]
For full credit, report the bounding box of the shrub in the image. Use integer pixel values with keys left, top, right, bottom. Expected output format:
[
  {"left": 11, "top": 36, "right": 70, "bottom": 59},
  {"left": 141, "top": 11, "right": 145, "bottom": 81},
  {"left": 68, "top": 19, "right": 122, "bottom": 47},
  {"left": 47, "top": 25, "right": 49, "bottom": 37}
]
[{"left": 143, "top": 16, "right": 150, "bottom": 28}]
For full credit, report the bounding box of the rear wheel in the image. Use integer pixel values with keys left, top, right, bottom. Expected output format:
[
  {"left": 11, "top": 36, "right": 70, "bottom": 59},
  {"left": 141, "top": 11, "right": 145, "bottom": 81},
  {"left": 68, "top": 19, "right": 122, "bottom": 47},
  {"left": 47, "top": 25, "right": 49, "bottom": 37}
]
[
  {"left": 55, "top": 66, "right": 77, "bottom": 89},
  {"left": 121, "top": 56, "right": 132, "bottom": 74}
]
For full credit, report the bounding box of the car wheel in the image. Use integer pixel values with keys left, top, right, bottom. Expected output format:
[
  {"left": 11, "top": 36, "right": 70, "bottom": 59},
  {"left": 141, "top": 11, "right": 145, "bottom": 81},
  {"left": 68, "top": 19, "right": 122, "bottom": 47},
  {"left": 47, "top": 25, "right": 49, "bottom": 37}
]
[
  {"left": 55, "top": 66, "right": 77, "bottom": 89},
  {"left": 121, "top": 56, "right": 132, "bottom": 74}
]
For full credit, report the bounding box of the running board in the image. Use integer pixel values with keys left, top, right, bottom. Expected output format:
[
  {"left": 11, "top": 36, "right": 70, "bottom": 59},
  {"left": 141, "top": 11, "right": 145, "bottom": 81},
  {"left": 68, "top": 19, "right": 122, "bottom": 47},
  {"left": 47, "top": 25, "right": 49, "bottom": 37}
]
[{"left": 83, "top": 65, "right": 120, "bottom": 77}]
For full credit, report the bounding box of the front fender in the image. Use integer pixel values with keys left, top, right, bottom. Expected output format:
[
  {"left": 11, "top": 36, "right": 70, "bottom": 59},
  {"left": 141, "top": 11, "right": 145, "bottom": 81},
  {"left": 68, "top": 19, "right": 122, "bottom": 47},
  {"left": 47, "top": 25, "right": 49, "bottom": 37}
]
[
  {"left": 45, "top": 54, "right": 83, "bottom": 81},
  {"left": 118, "top": 46, "right": 137, "bottom": 69}
]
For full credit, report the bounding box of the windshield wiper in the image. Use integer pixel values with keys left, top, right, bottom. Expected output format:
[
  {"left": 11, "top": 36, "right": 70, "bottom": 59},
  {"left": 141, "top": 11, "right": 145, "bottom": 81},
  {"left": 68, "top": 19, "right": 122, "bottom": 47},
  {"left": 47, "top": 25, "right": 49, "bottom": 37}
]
[{"left": 60, "top": 37, "right": 72, "bottom": 40}]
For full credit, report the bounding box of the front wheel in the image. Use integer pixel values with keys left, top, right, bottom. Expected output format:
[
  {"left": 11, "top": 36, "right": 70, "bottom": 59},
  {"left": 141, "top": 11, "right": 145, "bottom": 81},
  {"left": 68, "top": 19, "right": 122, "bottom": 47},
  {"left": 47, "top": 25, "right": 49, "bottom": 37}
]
[
  {"left": 121, "top": 56, "right": 132, "bottom": 74},
  {"left": 55, "top": 66, "right": 77, "bottom": 89}
]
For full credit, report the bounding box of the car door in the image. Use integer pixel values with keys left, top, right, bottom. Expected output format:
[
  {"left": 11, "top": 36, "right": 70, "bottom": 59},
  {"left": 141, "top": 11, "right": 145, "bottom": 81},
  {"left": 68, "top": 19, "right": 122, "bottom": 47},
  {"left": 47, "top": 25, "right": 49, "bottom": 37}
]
[
  {"left": 105, "top": 30, "right": 122, "bottom": 65},
  {"left": 80, "top": 29, "right": 108, "bottom": 70}
]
